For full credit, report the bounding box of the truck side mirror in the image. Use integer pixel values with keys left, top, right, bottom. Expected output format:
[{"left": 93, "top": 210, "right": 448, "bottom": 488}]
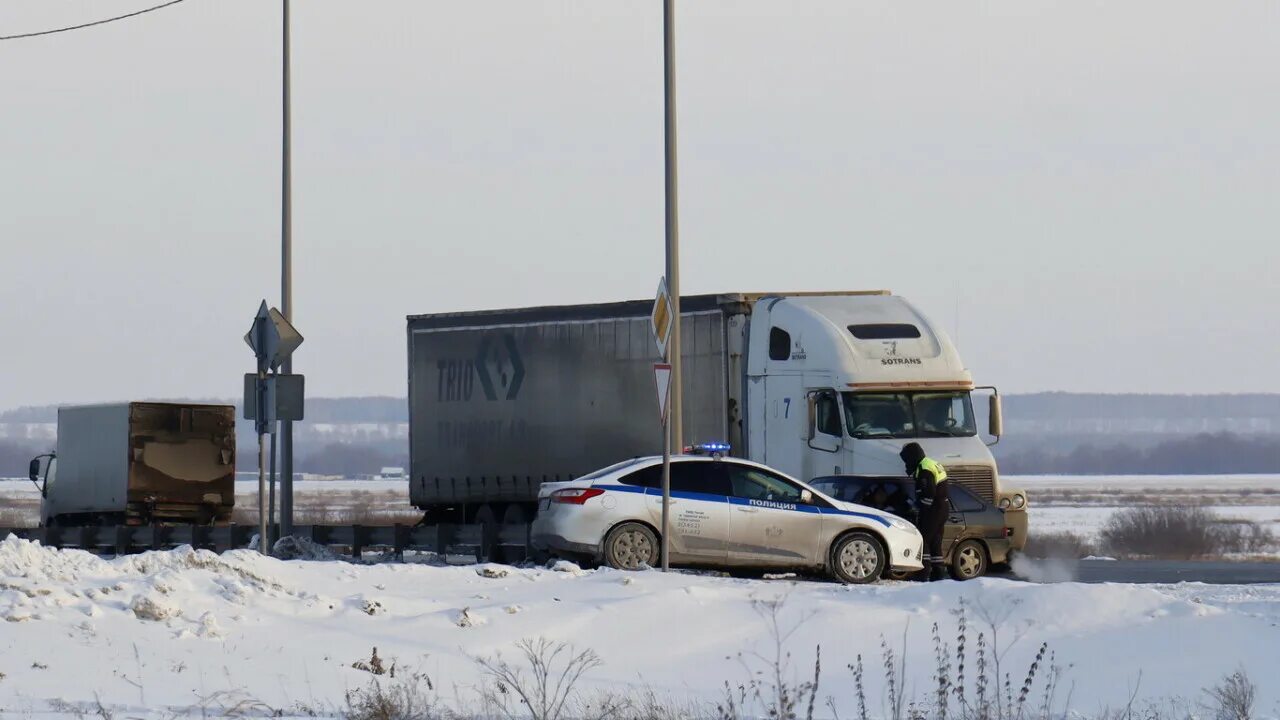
[
  {"left": 28, "top": 457, "right": 40, "bottom": 484},
  {"left": 988, "top": 393, "right": 1003, "bottom": 438}
]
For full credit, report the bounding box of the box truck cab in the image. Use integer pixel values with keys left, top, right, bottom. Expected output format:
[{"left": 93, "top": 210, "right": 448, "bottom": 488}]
[{"left": 739, "top": 293, "right": 1025, "bottom": 546}]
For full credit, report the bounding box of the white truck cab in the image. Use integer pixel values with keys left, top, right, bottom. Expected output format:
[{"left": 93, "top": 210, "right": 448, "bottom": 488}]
[{"left": 740, "top": 292, "right": 1026, "bottom": 550}]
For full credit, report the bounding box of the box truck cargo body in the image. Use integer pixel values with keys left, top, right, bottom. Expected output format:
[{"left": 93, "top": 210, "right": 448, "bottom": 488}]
[
  {"left": 33, "top": 402, "right": 236, "bottom": 526},
  {"left": 407, "top": 292, "right": 1026, "bottom": 548}
]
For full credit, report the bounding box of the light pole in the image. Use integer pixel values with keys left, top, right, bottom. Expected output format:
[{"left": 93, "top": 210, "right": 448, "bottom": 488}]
[
  {"left": 663, "top": 0, "right": 682, "bottom": 453},
  {"left": 279, "top": 0, "right": 295, "bottom": 537},
  {"left": 660, "top": 0, "right": 682, "bottom": 571}
]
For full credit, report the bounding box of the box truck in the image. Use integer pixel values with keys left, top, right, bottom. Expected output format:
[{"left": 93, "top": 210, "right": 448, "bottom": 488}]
[
  {"left": 28, "top": 402, "right": 236, "bottom": 526},
  {"left": 407, "top": 291, "right": 1026, "bottom": 550}
]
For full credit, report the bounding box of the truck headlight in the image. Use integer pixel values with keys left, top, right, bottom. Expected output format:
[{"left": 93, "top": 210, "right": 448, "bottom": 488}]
[
  {"left": 998, "top": 497, "right": 1012, "bottom": 509},
  {"left": 1012, "top": 494, "right": 1026, "bottom": 509}
]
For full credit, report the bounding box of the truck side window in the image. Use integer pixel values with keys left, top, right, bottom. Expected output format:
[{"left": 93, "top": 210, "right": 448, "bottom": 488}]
[
  {"left": 815, "top": 391, "right": 841, "bottom": 436},
  {"left": 769, "top": 327, "right": 791, "bottom": 361}
]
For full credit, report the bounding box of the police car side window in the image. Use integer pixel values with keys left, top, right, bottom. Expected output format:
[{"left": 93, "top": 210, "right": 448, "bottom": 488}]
[
  {"left": 728, "top": 466, "right": 803, "bottom": 503},
  {"left": 671, "top": 462, "right": 731, "bottom": 497},
  {"left": 619, "top": 465, "right": 661, "bottom": 488}
]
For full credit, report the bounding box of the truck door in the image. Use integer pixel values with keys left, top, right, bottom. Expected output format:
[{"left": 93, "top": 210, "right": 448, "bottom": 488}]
[
  {"left": 645, "top": 461, "right": 731, "bottom": 564},
  {"left": 724, "top": 463, "right": 822, "bottom": 567},
  {"left": 803, "top": 387, "right": 844, "bottom": 479}
]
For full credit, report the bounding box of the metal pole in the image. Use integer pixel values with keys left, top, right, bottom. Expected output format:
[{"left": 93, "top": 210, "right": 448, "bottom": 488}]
[
  {"left": 257, "top": 369, "right": 269, "bottom": 554},
  {"left": 663, "top": 0, "right": 683, "bottom": 453},
  {"left": 268, "top": 425, "right": 277, "bottom": 544},
  {"left": 660, "top": 408, "right": 671, "bottom": 572},
  {"left": 279, "top": 0, "right": 295, "bottom": 537}
]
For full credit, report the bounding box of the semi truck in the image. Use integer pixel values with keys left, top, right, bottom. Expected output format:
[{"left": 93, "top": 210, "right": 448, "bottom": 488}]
[
  {"left": 407, "top": 291, "right": 1027, "bottom": 551},
  {"left": 28, "top": 402, "right": 236, "bottom": 526}
]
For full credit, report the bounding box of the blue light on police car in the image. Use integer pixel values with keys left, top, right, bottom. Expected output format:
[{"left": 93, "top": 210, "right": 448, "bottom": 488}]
[{"left": 688, "top": 441, "right": 731, "bottom": 455}]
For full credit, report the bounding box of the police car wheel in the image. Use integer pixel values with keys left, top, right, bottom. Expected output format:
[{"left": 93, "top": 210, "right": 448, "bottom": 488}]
[
  {"left": 950, "top": 540, "right": 988, "bottom": 581},
  {"left": 603, "top": 523, "right": 659, "bottom": 571},
  {"left": 831, "top": 532, "right": 886, "bottom": 584}
]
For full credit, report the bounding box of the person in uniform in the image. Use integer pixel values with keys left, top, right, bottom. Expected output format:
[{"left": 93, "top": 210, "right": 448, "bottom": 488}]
[{"left": 900, "top": 442, "right": 949, "bottom": 581}]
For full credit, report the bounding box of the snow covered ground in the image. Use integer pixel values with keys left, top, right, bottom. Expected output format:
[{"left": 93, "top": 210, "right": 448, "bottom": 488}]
[{"left": 1, "top": 536, "right": 1278, "bottom": 719}]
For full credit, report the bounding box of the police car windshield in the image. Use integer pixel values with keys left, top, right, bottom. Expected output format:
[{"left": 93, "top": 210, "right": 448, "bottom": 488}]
[{"left": 842, "top": 392, "right": 977, "bottom": 439}]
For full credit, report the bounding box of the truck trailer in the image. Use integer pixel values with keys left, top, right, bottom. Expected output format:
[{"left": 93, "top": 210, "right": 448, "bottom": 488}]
[
  {"left": 407, "top": 291, "right": 1027, "bottom": 549},
  {"left": 28, "top": 402, "right": 236, "bottom": 526}
]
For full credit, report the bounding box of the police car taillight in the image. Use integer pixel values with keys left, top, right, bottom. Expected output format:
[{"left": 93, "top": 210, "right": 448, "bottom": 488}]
[{"left": 550, "top": 488, "right": 605, "bottom": 505}]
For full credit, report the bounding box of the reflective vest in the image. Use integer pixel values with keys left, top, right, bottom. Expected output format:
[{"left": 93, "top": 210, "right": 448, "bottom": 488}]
[{"left": 917, "top": 457, "right": 948, "bottom": 482}]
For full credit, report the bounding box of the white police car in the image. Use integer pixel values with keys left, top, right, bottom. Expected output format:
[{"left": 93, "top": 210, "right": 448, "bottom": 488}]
[{"left": 531, "top": 446, "right": 923, "bottom": 583}]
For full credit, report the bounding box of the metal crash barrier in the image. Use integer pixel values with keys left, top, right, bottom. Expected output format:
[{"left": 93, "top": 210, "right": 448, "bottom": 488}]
[{"left": 0, "top": 523, "right": 534, "bottom": 564}]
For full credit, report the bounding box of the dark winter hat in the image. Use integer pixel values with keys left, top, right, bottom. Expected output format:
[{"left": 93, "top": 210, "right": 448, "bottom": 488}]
[{"left": 899, "top": 442, "right": 926, "bottom": 467}]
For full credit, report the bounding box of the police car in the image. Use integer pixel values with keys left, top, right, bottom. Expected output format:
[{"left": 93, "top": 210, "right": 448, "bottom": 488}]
[{"left": 531, "top": 445, "right": 924, "bottom": 583}]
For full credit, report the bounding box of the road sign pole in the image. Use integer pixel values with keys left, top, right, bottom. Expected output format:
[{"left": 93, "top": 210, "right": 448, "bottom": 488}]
[
  {"left": 663, "top": 0, "right": 683, "bottom": 453},
  {"left": 661, "top": 412, "right": 671, "bottom": 572},
  {"left": 653, "top": 362, "right": 673, "bottom": 572}
]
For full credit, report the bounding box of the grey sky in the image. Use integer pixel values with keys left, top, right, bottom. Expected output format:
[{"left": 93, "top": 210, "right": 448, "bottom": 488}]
[{"left": 2, "top": 0, "right": 1276, "bottom": 409}]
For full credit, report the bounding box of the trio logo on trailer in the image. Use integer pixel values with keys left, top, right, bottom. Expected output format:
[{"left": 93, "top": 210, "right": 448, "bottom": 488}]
[
  {"left": 476, "top": 334, "right": 526, "bottom": 401},
  {"left": 435, "top": 333, "right": 526, "bottom": 402}
]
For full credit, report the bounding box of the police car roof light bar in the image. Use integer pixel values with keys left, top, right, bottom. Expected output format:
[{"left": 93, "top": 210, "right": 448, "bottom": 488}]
[{"left": 686, "top": 442, "right": 731, "bottom": 457}]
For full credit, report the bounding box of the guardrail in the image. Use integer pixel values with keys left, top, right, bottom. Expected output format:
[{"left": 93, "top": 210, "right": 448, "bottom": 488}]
[{"left": 0, "top": 523, "right": 534, "bottom": 563}]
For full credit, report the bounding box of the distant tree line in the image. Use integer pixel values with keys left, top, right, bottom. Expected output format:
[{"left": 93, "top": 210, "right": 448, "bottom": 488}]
[{"left": 999, "top": 432, "right": 1280, "bottom": 475}]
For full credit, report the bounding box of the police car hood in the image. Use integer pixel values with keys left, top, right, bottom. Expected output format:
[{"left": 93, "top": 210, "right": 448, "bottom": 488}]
[{"left": 829, "top": 498, "right": 907, "bottom": 524}]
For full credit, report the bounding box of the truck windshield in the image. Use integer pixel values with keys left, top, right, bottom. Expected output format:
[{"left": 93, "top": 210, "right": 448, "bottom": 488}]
[{"left": 842, "top": 392, "right": 977, "bottom": 438}]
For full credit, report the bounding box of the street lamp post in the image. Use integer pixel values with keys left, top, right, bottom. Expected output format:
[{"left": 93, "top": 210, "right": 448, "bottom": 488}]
[
  {"left": 279, "top": 0, "right": 295, "bottom": 538},
  {"left": 663, "top": 1, "right": 683, "bottom": 454},
  {"left": 661, "top": 0, "right": 682, "bottom": 571}
]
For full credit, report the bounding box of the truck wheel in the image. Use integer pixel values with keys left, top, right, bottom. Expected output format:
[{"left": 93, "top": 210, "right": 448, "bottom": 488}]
[
  {"left": 473, "top": 504, "right": 497, "bottom": 526},
  {"left": 502, "top": 505, "right": 526, "bottom": 525},
  {"left": 829, "top": 532, "right": 885, "bottom": 584},
  {"left": 950, "top": 540, "right": 988, "bottom": 581},
  {"left": 602, "top": 523, "right": 659, "bottom": 570}
]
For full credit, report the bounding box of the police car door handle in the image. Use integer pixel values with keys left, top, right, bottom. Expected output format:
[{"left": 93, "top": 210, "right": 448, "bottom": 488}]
[
  {"left": 737, "top": 507, "right": 759, "bottom": 514},
  {"left": 653, "top": 497, "right": 679, "bottom": 505}
]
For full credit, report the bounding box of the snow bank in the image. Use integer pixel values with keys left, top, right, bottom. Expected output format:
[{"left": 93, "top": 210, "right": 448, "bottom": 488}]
[{"left": 1, "top": 537, "right": 1278, "bottom": 719}]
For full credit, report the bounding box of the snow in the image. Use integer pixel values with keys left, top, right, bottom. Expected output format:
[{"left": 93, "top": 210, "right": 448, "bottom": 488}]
[{"left": 2, "top": 536, "right": 1279, "bottom": 718}]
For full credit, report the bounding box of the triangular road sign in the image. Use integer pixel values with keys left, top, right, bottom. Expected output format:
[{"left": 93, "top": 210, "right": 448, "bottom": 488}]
[
  {"left": 653, "top": 362, "right": 673, "bottom": 424},
  {"left": 244, "top": 300, "right": 304, "bottom": 371}
]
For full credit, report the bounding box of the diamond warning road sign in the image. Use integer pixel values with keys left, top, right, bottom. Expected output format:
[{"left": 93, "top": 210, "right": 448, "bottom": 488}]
[
  {"left": 651, "top": 277, "right": 673, "bottom": 359},
  {"left": 653, "top": 362, "right": 673, "bottom": 424}
]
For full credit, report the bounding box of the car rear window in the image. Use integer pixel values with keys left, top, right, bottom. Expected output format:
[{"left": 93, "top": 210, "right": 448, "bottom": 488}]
[{"left": 949, "top": 485, "right": 985, "bottom": 512}]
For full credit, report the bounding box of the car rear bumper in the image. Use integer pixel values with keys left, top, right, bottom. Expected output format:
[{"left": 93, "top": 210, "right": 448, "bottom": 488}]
[
  {"left": 1004, "top": 510, "right": 1028, "bottom": 551},
  {"left": 530, "top": 532, "right": 599, "bottom": 559}
]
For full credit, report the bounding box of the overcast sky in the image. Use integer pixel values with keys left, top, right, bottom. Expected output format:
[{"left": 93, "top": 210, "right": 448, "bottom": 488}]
[{"left": 1, "top": 0, "right": 1276, "bottom": 409}]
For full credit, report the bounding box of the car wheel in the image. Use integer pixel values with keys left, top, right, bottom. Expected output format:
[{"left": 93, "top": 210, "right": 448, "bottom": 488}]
[
  {"left": 602, "top": 522, "right": 659, "bottom": 570},
  {"left": 950, "top": 540, "right": 988, "bottom": 581},
  {"left": 830, "top": 532, "right": 886, "bottom": 584}
]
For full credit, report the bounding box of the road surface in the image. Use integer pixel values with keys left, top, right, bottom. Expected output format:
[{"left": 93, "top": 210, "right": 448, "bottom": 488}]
[{"left": 1005, "top": 559, "right": 1280, "bottom": 584}]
